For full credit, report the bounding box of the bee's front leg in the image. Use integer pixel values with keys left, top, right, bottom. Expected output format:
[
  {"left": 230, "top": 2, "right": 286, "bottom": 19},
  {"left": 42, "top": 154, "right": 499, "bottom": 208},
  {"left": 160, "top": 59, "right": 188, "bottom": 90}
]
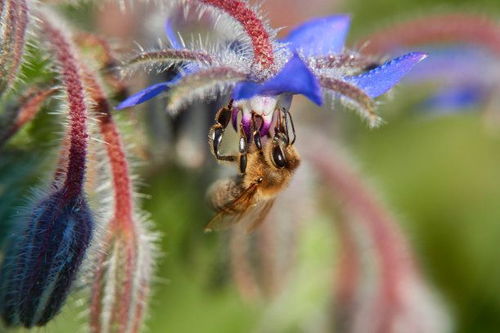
[
  {"left": 209, "top": 101, "right": 237, "bottom": 163},
  {"left": 238, "top": 124, "right": 248, "bottom": 174},
  {"left": 251, "top": 113, "right": 263, "bottom": 151}
]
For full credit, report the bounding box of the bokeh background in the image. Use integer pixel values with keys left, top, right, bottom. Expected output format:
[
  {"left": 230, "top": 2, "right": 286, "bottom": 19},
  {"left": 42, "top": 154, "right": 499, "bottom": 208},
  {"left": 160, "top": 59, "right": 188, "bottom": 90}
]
[{"left": 2, "top": 0, "right": 500, "bottom": 332}]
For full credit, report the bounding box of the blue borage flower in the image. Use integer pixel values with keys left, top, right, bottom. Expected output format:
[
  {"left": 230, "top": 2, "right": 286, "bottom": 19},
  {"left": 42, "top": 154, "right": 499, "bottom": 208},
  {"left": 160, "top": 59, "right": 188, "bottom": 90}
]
[{"left": 118, "top": 11, "right": 426, "bottom": 131}]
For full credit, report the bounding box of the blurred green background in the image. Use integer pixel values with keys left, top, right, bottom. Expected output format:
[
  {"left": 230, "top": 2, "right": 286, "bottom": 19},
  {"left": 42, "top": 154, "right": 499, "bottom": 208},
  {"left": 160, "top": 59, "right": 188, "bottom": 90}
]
[{"left": 2, "top": 0, "right": 500, "bottom": 332}]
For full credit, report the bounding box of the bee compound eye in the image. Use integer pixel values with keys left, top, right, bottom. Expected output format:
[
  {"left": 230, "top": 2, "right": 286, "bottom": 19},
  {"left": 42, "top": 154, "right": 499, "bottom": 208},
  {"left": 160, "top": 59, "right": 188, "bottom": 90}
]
[{"left": 272, "top": 145, "right": 286, "bottom": 168}]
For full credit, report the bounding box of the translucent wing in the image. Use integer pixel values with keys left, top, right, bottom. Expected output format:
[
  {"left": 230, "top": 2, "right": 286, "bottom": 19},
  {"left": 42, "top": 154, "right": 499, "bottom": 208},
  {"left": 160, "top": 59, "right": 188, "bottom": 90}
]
[
  {"left": 205, "top": 182, "right": 275, "bottom": 233},
  {"left": 245, "top": 199, "right": 275, "bottom": 233}
]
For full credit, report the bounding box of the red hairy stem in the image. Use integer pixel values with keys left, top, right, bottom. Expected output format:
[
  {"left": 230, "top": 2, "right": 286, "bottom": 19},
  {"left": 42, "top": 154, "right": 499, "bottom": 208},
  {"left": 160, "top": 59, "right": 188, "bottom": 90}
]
[
  {"left": 110, "top": 237, "right": 136, "bottom": 331},
  {"left": 52, "top": 131, "right": 71, "bottom": 185},
  {"left": 8, "top": 0, "right": 28, "bottom": 86},
  {"left": 360, "top": 13, "right": 500, "bottom": 56},
  {"left": 82, "top": 66, "right": 143, "bottom": 332},
  {"left": 81, "top": 66, "right": 134, "bottom": 230},
  {"left": 74, "top": 32, "right": 128, "bottom": 96},
  {"left": 130, "top": 280, "right": 150, "bottom": 333},
  {"left": 89, "top": 232, "right": 138, "bottom": 333},
  {"left": 40, "top": 16, "right": 89, "bottom": 199},
  {"left": 0, "top": 87, "right": 57, "bottom": 147},
  {"left": 198, "top": 0, "right": 275, "bottom": 69},
  {"left": 74, "top": 32, "right": 117, "bottom": 68},
  {"left": 313, "top": 53, "right": 376, "bottom": 70},
  {"left": 0, "top": 0, "right": 18, "bottom": 91},
  {"left": 89, "top": 247, "right": 106, "bottom": 333},
  {"left": 333, "top": 214, "right": 361, "bottom": 332},
  {"left": 305, "top": 134, "right": 417, "bottom": 333}
]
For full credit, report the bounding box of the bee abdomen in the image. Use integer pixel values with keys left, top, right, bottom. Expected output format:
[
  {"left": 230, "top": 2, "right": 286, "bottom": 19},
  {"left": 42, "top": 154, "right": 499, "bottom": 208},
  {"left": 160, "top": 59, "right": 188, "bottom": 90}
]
[{"left": 207, "top": 177, "right": 244, "bottom": 213}]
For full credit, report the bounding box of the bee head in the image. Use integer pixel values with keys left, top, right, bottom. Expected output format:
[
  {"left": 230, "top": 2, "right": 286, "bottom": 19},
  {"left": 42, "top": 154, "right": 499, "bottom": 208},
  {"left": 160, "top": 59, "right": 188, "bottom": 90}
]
[{"left": 268, "top": 129, "right": 300, "bottom": 171}]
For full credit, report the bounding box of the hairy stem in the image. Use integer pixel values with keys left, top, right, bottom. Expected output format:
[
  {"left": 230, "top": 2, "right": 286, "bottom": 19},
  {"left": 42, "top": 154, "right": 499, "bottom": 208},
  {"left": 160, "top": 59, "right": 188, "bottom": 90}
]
[
  {"left": 40, "top": 15, "right": 90, "bottom": 199},
  {"left": 8, "top": 0, "right": 28, "bottom": 87},
  {"left": 0, "top": 87, "right": 57, "bottom": 148},
  {"left": 81, "top": 63, "right": 145, "bottom": 333},
  {"left": 0, "top": 0, "right": 29, "bottom": 94},
  {"left": 81, "top": 66, "right": 134, "bottom": 230},
  {"left": 312, "top": 53, "right": 376, "bottom": 71},
  {"left": 360, "top": 13, "right": 500, "bottom": 56},
  {"left": 305, "top": 133, "right": 416, "bottom": 332},
  {"left": 126, "top": 49, "right": 214, "bottom": 68},
  {"left": 74, "top": 32, "right": 127, "bottom": 97},
  {"left": 318, "top": 76, "right": 380, "bottom": 127},
  {"left": 198, "top": 0, "right": 275, "bottom": 69}
]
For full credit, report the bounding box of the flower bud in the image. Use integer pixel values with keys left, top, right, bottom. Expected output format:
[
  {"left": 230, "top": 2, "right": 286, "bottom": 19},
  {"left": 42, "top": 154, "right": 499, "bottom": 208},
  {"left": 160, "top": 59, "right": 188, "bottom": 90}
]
[{"left": 0, "top": 189, "right": 94, "bottom": 328}]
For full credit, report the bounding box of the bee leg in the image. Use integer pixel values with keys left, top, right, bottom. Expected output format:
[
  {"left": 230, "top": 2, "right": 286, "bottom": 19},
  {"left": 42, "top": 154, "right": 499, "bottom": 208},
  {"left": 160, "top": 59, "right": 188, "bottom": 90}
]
[
  {"left": 209, "top": 101, "right": 237, "bottom": 162},
  {"left": 238, "top": 124, "right": 248, "bottom": 174},
  {"left": 251, "top": 114, "right": 263, "bottom": 151},
  {"left": 253, "top": 131, "right": 262, "bottom": 150},
  {"left": 283, "top": 108, "right": 296, "bottom": 145}
]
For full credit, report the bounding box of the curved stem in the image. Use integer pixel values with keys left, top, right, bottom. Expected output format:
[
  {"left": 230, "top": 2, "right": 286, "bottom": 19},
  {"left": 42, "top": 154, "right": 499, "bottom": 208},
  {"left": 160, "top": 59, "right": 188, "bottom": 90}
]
[
  {"left": 304, "top": 133, "right": 416, "bottom": 332},
  {"left": 40, "top": 16, "right": 89, "bottom": 199},
  {"left": 0, "top": 87, "right": 57, "bottom": 148},
  {"left": 8, "top": 0, "right": 28, "bottom": 87},
  {"left": 81, "top": 66, "right": 134, "bottom": 230},
  {"left": 74, "top": 32, "right": 127, "bottom": 97},
  {"left": 198, "top": 0, "right": 275, "bottom": 69},
  {"left": 360, "top": 13, "right": 500, "bottom": 56}
]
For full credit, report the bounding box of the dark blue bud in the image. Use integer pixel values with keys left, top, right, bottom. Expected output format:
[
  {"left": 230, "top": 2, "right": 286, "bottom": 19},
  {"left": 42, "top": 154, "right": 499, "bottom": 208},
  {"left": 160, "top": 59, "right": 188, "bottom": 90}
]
[{"left": 0, "top": 189, "right": 94, "bottom": 328}]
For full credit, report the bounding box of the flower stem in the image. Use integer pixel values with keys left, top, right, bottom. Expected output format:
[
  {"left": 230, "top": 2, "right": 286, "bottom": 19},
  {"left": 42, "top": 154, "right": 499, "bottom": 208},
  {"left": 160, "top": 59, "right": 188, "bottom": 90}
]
[
  {"left": 304, "top": 134, "right": 416, "bottom": 332},
  {"left": 0, "top": 87, "right": 57, "bottom": 148},
  {"left": 81, "top": 66, "right": 134, "bottom": 231},
  {"left": 40, "top": 16, "right": 89, "bottom": 199},
  {"left": 73, "top": 32, "right": 127, "bottom": 97},
  {"left": 0, "top": 0, "right": 29, "bottom": 94},
  {"left": 9, "top": 0, "right": 28, "bottom": 86},
  {"left": 198, "top": 0, "right": 275, "bottom": 69},
  {"left": 360, "top": 13, "right": 500, "bottom": 56}
]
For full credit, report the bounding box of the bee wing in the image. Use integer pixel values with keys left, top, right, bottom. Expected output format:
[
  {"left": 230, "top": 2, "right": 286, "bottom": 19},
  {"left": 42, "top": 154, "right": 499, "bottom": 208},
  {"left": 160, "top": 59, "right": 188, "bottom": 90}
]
[
  {"left": 204, "top": 182, "right": 259, "bottom": 232},
  {"left": 205, "top": 197, "right": 275, "bottom": 233},
  {"left": 245, "top": 199, "right": 276, "bottom": 233},
  {"left": 205, "top": 183, "right": 274, "bottom": 232}
]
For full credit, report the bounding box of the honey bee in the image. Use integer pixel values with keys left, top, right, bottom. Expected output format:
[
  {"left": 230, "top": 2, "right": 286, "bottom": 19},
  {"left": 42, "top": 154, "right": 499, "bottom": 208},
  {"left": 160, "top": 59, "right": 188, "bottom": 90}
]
[{"left": 205, "top": 101, "right": 300, "bottom": 232}]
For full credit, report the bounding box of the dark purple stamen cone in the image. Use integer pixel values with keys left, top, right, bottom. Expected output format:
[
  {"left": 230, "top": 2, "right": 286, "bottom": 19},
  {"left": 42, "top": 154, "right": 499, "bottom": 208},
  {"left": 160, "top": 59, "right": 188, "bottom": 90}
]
[{"left": 0, "top": 189, "right": 94, "bottom": 328}]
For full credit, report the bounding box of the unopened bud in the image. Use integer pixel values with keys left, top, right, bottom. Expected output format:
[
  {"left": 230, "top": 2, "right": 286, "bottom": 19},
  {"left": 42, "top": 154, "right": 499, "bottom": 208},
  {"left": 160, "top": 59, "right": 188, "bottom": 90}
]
[{"left": 0, "top": 189, "right": 94, "bottom": 328}]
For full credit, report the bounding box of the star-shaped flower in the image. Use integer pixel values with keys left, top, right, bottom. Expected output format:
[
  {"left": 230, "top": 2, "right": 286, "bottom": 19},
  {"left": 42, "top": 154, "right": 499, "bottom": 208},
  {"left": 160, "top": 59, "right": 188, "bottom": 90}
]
[{"left": 117, "top": 0, "right": 426, "bottom": 131}]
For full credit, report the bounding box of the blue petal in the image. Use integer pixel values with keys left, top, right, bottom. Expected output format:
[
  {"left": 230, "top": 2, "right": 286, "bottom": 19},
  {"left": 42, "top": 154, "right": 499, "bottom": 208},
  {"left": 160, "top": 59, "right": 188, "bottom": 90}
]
[
  {"left": 164, "top": 20, "right": 182, "bottom": 49},
  {"left": 233, "top": 54, "right": 323, "bottom": 105},
  {"left": 116, "top": 82, "right": 170, "bottom": 109},
  {"left": 346, "top": 52, "right": 427, "bottom": 98},
  {"left": 282, "top": 15, "right": 351, "bottom": 56},
  {"left": 422, "top": 84, "right": 486, "bottom": 111}
]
